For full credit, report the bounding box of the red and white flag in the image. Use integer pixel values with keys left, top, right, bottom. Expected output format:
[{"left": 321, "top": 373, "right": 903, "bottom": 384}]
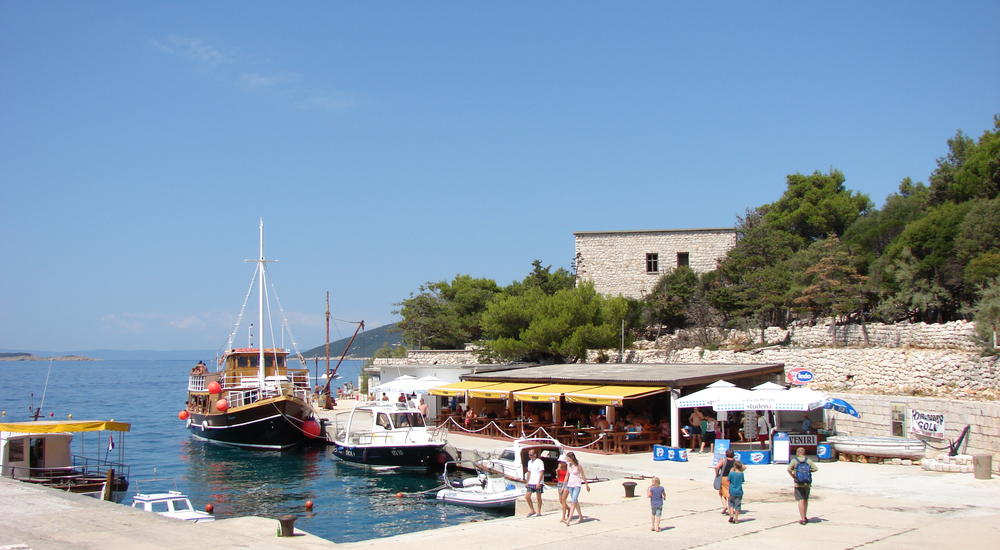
[{"left": 107, "top": 434, "right": 115, "bottom": 452}]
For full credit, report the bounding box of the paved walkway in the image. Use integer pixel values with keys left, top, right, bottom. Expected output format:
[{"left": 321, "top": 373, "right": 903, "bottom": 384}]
[{"left": 2, "top": 430, "right": 998, "bottom": 549}]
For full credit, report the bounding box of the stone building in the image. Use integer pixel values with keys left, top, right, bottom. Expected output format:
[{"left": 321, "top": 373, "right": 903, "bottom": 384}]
[{"left": 574, "top": 228, "right": 737, "bottom": 298}]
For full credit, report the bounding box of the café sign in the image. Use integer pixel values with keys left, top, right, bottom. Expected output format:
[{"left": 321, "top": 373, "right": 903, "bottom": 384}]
[{"left": 786, "top": 367, "right": 814, "bottom": 385}]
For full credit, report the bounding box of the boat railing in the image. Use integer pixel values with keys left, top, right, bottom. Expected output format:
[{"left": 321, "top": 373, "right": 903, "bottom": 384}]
[
  {"left": 4, "top": 457, "right": 130, "bottom": 483},
  {"left": 188, "top": 375, "right": 207, "bottom": 392}
]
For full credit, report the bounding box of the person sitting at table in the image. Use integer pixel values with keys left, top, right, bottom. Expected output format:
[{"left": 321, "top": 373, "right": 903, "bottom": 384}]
[
  {"left": 658, "top": 419, "right": 671, "bottom": 445},
  {"left": 625, "top": 422, "right": 641, "bottom": 440},
  {"left": 595, "top": 415, "right": 610, "bottom": 430},
  {"left": 464, "top": 408, "right": 476, "bottom": 428}
]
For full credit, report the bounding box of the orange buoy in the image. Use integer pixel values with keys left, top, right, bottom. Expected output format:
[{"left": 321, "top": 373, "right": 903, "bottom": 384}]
[
  {"left": 178, "top": 410, "right": 190, "bottom": 420},
  {"left": 205, "top": 503, "right": 214, "bottom": 514},
  {"left": 302, "top": 420, "right": 321, "bottom": 439},
  {"left": 395, "top": 492, "right": 404, "bottom": 498},
  {"left": 207, "top": 381, "right": 222, "bottom": 394},
  {"left": 215, "top": 399, "right": 229, "bottom": 412},
  {"left": 305, "top": 500, "right": 314, "bottom": 511}
]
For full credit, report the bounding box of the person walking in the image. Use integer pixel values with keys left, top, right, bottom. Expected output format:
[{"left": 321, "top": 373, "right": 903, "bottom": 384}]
[
  {"left": 727, "top": 461, "right": 746, "bottom": 524},
  {"left": 556, "top": 455, "right": 570, "bottom": 522},
  {"left": 647, "top": 476, "right": 666, "bottom": 532},
  {"left": 562, "top": 452, "right": 590, "bottom": 525},
  {"left": 756, "top": 412, "right": 771, "bottom": 448},
  {"left": 788, "top": 446, "right": 818, "bottom": 524},
  {"left": 714, "top": 449, "right": 736, "bottom": 514},
  {"left": 523, "top": 449, "right": 545, "bottom": 517}
]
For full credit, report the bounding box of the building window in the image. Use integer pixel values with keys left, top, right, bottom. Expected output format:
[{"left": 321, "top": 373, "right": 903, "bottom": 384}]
[
  {"left": 645, "top": 253, "right": 659, "bottom": 273},
  {"left": 891, "top": 403, "right": 906, "bottom": 437},
  {"left": 677, "top": 252, "right": 690, "bottom": 267}
]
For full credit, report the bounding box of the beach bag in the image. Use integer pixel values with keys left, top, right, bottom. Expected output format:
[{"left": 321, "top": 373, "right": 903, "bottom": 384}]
[
  {"left": 794, "top": 458, "right": 812, "bottom": 484},
  {"left": 713, "top": 473, "right": 722, "bottom": 491}
]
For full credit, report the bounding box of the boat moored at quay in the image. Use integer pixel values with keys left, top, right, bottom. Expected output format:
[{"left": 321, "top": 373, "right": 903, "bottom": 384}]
[
  {"left": 329, "top": 401, "right": 449, "bottom": 470},
  {"left": 180, "top": 220, "right": 321, "bottom": 450}
]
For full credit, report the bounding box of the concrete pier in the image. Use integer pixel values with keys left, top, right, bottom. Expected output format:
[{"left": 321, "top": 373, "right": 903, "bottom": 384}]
[{"left": 4, "top": 413, "right": 999, "bottom": 549}]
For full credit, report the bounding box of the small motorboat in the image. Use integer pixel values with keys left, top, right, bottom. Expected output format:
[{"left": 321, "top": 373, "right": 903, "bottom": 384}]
[
  {"left": 434, "top": 461, "right": 524, "bottom": 509},
  {"left": 329, "top": 401, "right": 448, "bottom": 470},
  {"left": 474, "top": 437, "right": 562, "bottom": 483},
  {"left": 131, "top": 491, "right": 215, "bottom": 522},
  {"left": 826, "top": 435, "right": 926, "bottom": 458}
]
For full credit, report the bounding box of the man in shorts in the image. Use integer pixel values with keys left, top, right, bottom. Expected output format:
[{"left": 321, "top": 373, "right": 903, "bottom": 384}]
[
  {"left": 788, "top": 446, "right": 818, "bottom": 524},
  {"left": 524, "top": 449, "right": 545, "bottom": 516}
]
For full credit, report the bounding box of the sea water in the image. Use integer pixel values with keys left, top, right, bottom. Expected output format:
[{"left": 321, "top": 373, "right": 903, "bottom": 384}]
[{"left": 0, "top": 360, "right": 506, "bottom": 542}]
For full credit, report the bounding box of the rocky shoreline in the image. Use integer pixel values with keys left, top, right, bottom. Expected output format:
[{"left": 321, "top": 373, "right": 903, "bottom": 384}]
[{"left": 0, "top": 354, "right": 99, "bottom": 361}]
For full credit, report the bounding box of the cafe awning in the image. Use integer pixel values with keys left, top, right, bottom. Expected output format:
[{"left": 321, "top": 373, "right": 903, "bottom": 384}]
[
  {"left": 428, "top": 381, "right": 502, "bottom": 397},
  {"left": 468, "top": 383, "right": 545, "bottom": 399},
  {"left": 512, "top": 384, "right": 601, "bottom": 402},
  {"left": 563, "top": 385, "right": 668, "bottom": 406}
]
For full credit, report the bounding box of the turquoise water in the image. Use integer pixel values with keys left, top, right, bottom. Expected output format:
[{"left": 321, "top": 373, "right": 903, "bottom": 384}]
[{"left": 0, "top": 360, "right": 507, "bottom": 542}]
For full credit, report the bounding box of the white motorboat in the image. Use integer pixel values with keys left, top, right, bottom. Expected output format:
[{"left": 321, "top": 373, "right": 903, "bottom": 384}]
[
  {"left": 474, "top": 437, "right": 562, "bottom": 483},
  {"left": 131, "top": 491, "right": 215, "bottom": 522},
  {"left": 434, "top": 461, "right": 524, "bottom": 509},
  {"left": 826, "top": 435, "right": 926, "bottom": 458},
  {"left": 329, "top": 401, "right": 449, "bottom": 469}
]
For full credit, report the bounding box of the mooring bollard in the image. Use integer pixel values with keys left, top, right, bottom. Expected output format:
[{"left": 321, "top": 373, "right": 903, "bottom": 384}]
[
  {"left": 622, "top": 481, "right": 637, "bottom": 498},
  {"left": 972, "top": 454, "right": 993, "bottom": 480},
  {"left": 277, "top": 515, "right": 297, "bottom": 537}
]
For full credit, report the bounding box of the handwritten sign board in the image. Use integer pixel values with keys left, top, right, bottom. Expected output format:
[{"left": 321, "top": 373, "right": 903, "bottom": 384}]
[{"left": 909, "top": 409, "right": 945, "bottom": 438}]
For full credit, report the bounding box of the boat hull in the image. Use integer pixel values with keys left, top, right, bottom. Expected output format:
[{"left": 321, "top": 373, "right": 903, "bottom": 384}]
[
  {"left": 187, "top": 397, "right": 311, "bottom": 450},
  {"left": 436, "top": 488, "right": 522, "bottom": 509},
  {"left": 330, "top": 442, "right": 447, "bottom": 469},
  {"left": 826, "top": 436, "right": 926, "bottom": 458}
]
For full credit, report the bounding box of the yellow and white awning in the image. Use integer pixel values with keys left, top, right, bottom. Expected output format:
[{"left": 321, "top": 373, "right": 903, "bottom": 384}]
[
  {"left": 0, "top": 420, "right": 132, "bottom": 433},
  {"left": 512, "top": 384, "right": 601, "bottom": 403},
  {"left": 563, "top": 386, "right": 668, "bottom": 407},
  {"left": 468, "top": 383, "right": 545, "bottom": 399},
  {"left": 428, "top": 381, "right": 502, "bottom": 397}
]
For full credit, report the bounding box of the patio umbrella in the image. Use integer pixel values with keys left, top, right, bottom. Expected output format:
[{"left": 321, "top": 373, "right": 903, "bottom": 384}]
[
  {"left": 823, "top": 397, "right": 861, "bottom": 418},
  {"left": 675, "top": 380, "right": 753, "bottom": 409},
  {"left": 752, "top": 381, "right": 786, "bottom": 391}
]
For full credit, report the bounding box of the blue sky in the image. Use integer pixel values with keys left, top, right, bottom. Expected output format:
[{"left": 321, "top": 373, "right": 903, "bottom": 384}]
[{"left": 1, "top": 2, "right": 997, "bottom": 352}]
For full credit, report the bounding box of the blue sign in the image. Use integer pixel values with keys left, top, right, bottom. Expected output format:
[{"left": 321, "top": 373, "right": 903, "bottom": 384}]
[
  {"left": 712, "top": 439, "right": 731, "bottom": 464},
  {"left": 653, "top": 445, "right": 689, "bottom": 462},
  {"left": 816, "top": 443, "right": 832, "bottom": 460},
  {"left": 734, "top": 450, "right": 771, "bottom": 465}
]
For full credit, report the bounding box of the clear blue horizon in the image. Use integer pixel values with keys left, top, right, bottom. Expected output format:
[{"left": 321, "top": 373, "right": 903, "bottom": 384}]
[{"left": 2, "top": 2, "right": 998, "bottom": 351}]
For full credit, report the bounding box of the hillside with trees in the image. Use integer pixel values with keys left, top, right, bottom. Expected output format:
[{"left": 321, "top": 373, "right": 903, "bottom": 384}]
[
  {"left": 394, "top": 117, "right": 1000, "bottom": 360},
  {"left": 301, "top": 322, "right": 403, "bottom": 359}
]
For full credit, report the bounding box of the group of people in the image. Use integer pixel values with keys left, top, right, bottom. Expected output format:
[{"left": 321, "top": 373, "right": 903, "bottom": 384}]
[
  {"left": 522, "top": 450, "right": 591, "bottom": 525},
  {"left": 682, "top": 410, "right": 773, "bottom": 452}
]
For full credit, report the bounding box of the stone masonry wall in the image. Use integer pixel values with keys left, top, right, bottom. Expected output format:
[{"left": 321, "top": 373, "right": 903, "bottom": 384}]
[
  {"left": 574, "top": 228, "right": 737, "bottom": 299},
  {"left": 827, "top": 392, "right": 1000, "bottom": 473}
]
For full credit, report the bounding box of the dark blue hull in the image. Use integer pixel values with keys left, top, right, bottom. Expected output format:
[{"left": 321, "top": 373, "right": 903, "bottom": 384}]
[
  {"left": 331, "top": 442, "right": 446, "bottom": 469},
  {"left": 187, "top": 397, "right": 310, "bottom": 450}
]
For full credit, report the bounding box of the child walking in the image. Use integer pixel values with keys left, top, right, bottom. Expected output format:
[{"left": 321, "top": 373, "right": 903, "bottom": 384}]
[
  {"left": 647, "top": 477, "right": 666, "bottom": 532},
  {"left": 727, "top": 461, "right": 746, "bottom": 524},
  {"left": 556, "top": 456, "right": 569, "bottom": 522}
]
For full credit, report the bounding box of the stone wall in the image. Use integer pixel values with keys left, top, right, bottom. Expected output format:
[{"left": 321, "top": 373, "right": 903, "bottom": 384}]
[
  {"left": 589, "top": 346, "right": 1000, "bottom": 400},
  {"left": 373, "top": 349, "right": 483, "bottom": 366},
  {"left": 574, "top": 228, "right": 737, "bottom": 299},
  {"left": 827, "top": 392, "right": 1000, "bottom": 473}
]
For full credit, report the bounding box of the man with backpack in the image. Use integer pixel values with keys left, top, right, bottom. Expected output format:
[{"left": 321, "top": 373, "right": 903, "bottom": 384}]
[{"left": 787, "top": 446, "right": 818, "bottom": 524}]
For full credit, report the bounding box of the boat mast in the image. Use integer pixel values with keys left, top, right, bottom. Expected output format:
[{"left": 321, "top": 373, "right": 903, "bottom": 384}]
[
  {"left": 325, "top": 291, "right": 331, "bottom": 383},
  {"left": 257, "top": 219, "right": 266, "bottom": 389}
]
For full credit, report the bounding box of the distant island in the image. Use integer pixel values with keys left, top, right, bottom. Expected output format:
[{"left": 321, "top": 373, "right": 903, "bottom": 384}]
[
  {"left": 0, "top": 352, "right": 100, "bottom": 361},
  {"left": 301, "top": 322, "right": 402, "bottom": 359}
]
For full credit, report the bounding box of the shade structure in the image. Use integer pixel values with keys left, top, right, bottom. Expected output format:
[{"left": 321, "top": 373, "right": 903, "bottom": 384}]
[
  {"left": 824, "top": 398, "right": 861, "bottom": 418},
  {"left": 428, "top": 381, "right": 503, "bottom": 397},
  {"left": 512, "top": 384, "right": 601, "bottom": 403},
  {"left": 563, "top": 385, "right": 668, "bottom": 406},
  {"left": 374, "top": 375, "right": 444, "bottom": 394},
  {"left": 752, "top": 381, "right": 786, "bottom": 391},
  {"left": 468, "top": 383, "right": 545, "bottom": 399},
  {"left": 0, "top": 420, "right": 131, "bottom": 433},
  {"left": 713, "top": 387, "right": 829, "bottom": 412},
  {"left": 675, "top": 380, "right": 754, "bottom": 409}
]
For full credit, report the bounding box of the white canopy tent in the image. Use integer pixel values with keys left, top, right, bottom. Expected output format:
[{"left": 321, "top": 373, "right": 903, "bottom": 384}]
[
  {"left": 675, "top": 380, "right": 754, "bottom": 409},
  {"left": 713, "top": 386, "right": 829, "bottom": 412}
]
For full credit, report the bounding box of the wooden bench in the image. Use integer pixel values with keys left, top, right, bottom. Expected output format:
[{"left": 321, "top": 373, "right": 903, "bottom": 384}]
[{"left": 619, "top": 436, "right": 659, "bottom": 454}]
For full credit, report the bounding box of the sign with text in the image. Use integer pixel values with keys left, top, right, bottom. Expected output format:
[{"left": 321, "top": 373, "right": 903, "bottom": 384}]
[
  {"left": 786, "top": 367, "right": 814, "bottom": 385},
  {"left": 712, "top": 439, "right": 731, "bottom": 465},
  {"left": 909, "top": 409, "right": 945, "bottom": 438},
  {"left": 652, "top": 445, "right": 689, "bottom": 462},
  {"left": 789, "top": 434, "right": 818, "bottom": 446},
  {"left": 734, "top": 450, "right": 771, "bottom": 465}
]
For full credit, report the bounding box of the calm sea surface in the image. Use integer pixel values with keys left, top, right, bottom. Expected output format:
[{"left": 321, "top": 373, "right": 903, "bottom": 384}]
[{"left": 0, "top": 359, "right": 506, "bottom": 542}]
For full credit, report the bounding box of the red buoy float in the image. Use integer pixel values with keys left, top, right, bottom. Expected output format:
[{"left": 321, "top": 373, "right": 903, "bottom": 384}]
[
  {"left": 205, "top": 503, "right": 214, "bottom": 514},
  {"left": 215, "top": 399, "right": 229, "bottom": 412},
  {"left": 302, "top": 420, "right": 321, "bottom": 439},
  {"left": 178, "top": 410, "right": 190, "bottom": 420},
  {"left": 207, "top": 381, "right": 222, "bottom": 394},
  {"left": 305, "top": 500, "right": 314, "bottom": 511}
]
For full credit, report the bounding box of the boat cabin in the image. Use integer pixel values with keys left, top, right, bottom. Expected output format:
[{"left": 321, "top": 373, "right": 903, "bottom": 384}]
[{"left": 1, "top": 431, "right": 73, "bottom": 480}]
